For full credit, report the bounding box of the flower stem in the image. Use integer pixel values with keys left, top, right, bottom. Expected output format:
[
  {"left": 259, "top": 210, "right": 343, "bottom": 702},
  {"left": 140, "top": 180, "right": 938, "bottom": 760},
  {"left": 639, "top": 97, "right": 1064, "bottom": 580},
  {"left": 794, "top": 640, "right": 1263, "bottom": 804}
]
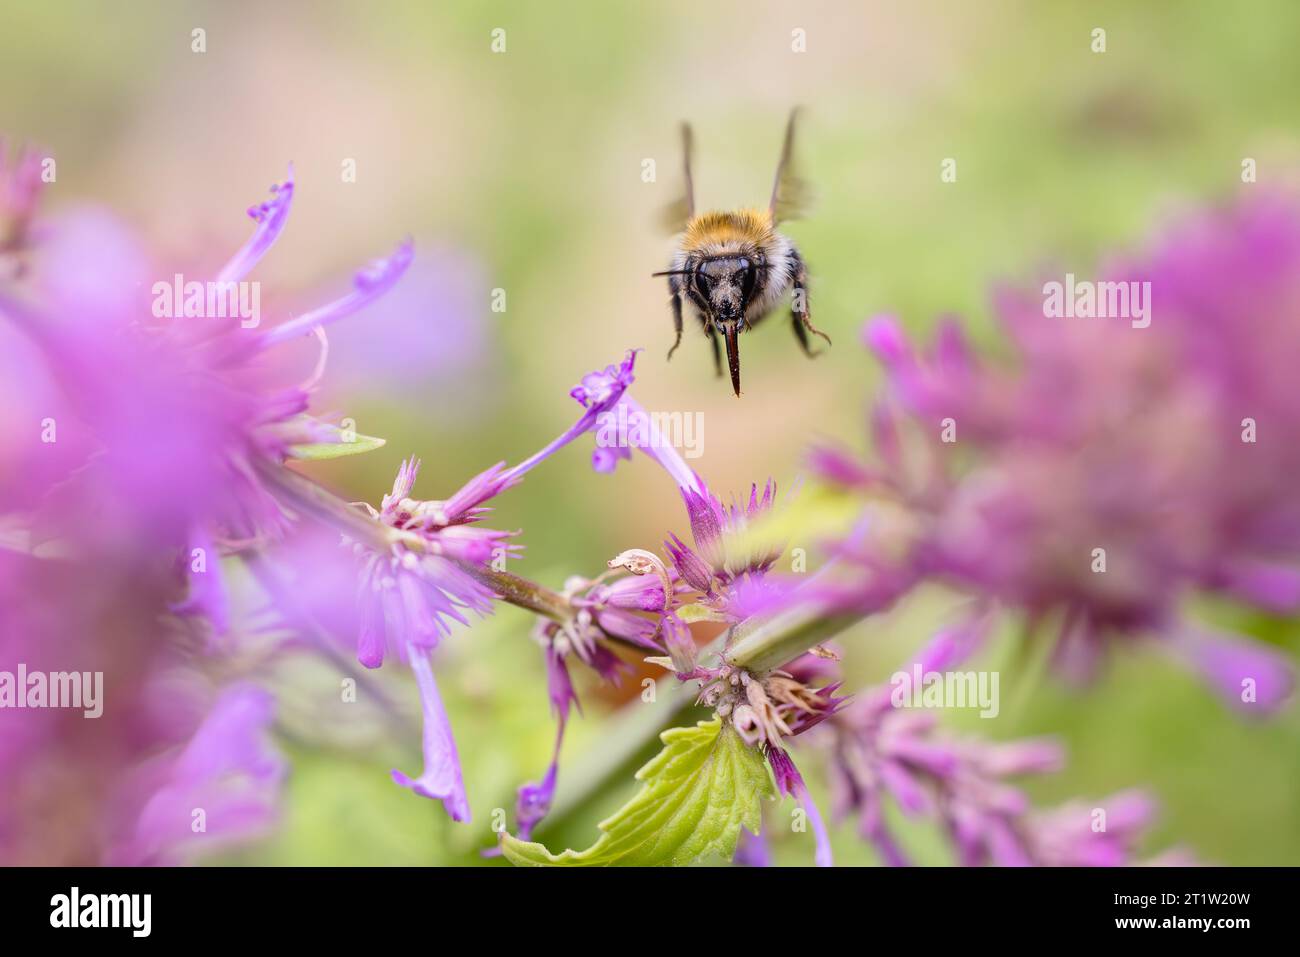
[
  {"left": 724, "top": 604, "right": 864, "bottom": 674},
  {"left": 452, "top": 561, "right": 574, "bottom": 623}
]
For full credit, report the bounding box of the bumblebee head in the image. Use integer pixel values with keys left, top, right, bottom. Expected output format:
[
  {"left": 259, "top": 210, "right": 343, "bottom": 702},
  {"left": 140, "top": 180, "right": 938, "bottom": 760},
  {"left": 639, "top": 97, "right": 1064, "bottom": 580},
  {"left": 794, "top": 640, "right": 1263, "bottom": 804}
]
[
  {"left": 655, "top": 248, "right": 770, "bottom": 397},
  {"left": 692, "top": 254, "right": 760, "bottom": 325}
]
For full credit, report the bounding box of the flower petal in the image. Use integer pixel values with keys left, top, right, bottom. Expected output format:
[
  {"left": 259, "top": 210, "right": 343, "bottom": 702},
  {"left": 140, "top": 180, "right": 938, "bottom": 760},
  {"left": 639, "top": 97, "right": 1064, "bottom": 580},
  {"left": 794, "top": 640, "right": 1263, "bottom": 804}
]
[
  {"left": 390, "top": 646, "right": 471, "bottom": 821},
  {"left": 216, "top": 166, "right": 295, "bottom": 284}
]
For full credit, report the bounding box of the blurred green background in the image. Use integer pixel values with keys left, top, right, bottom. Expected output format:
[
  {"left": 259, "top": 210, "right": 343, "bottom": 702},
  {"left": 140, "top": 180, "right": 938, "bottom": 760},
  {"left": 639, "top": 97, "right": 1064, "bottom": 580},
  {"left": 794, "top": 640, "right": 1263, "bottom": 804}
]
[{"left": 3, "top": 0, "right": 1298, "bottom": 864}]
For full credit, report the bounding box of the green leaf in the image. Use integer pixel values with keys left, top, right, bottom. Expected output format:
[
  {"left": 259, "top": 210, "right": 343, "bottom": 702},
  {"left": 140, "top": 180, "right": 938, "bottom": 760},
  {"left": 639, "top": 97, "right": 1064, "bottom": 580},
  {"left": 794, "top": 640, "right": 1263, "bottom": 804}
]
[
  {"left": 288, "top": 425, "right": 386, "bottom": 460},
  {"left": 501, "top": 718, "right": 772, "bottom": 867}
]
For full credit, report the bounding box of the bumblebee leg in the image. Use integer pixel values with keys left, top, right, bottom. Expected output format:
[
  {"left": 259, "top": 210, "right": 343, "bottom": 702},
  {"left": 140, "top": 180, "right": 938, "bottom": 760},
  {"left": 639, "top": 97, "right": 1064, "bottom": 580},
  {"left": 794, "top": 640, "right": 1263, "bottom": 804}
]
[
  {"left": 667, "top": 287, "right": 684, "bottom": 360},
  {"left": 791, "top": 256, "right": 831, "bottom": 355},
  {"left": 792, "top": 310, "right": 815, "bottom": 356}
]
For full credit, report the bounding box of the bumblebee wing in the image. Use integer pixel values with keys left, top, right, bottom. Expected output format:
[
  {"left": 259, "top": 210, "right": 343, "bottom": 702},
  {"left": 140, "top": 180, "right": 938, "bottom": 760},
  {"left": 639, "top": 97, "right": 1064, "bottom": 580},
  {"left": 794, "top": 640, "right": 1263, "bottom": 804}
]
[
  {"left": 658, "top": 121, "right": 695, "bottom": 234},
  {"left": 769, "top": 107, "right": 813, "bottom": 224}
]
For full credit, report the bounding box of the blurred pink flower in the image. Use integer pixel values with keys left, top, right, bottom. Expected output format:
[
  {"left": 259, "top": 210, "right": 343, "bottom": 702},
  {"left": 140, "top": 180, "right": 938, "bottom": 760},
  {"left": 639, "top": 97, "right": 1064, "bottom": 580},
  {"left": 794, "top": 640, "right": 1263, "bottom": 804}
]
[
  {"left": 813, "top": 194, "right": 1300, "bottom": 713},
  {"left": 106, "top": 684, "right": 285, "bottom": 866}
]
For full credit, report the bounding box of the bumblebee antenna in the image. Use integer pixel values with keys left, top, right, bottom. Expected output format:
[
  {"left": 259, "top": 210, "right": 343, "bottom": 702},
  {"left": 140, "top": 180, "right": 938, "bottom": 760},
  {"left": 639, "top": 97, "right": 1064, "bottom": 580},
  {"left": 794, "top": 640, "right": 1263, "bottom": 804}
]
[{"left": 652, "top": 264, "right": 770, "bottom": 278}]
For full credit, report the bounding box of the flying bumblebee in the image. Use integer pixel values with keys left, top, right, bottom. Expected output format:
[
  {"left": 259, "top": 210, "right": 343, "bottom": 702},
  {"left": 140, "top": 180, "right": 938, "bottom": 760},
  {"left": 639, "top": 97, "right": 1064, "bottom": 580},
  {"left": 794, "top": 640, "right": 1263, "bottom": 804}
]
[{"left": 656, "top": 108, "right": 830, "bottom": 396}]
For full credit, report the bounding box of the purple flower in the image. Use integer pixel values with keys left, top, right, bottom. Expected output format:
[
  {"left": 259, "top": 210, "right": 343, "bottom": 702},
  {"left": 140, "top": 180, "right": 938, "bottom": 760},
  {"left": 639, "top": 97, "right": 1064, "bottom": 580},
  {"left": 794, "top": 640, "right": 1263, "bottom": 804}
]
[
  {"left": 767, "top": 746, "right": 834, "bottom": 867},
  {"left": 390, "top": 648, "right": 471, "bottom": 822},
  {"left": 510, "top": 566, "right": 673, "bottom": 837},
  {"left": 497, "top": 349, "right": 727, "bottom": 837},
  {"left": 733, "top": 827, "right": 774, "bottom": 867},
  {"left": 806, "top": 628, "right": 1168, "bottom": 867},
  {"left": 569, "top": 567, "right": 680, "bottom": 653},
  {"left": 515, "top": 760, "right": 560, "bottom": 843},
  {"left": 570, "top": 351, "right": 640, "bottom": 415},
  {"left": 662, "top": 478, "right": 793, "bottom": 623},
  {"left": 811, "top": 195, "right": 1300, "bottom": 714},
  {"left": 510, "top": 619, "right": 618, "bottom": 840},
  {"left": 106, "top": 684, "right": 286, "bottom": 866},
  {"left": 823, "top": 685, "right": 1074, "bottom": 866},
  {"left": 348, "top": 349, "right": 646, "bottom": 662},
  {"left": 170, "top": 524, "right": 232, "bottom": 639},
  {"left": 352, "top": 458, "right": 512, "bottom": 669},
  {"left": 347, "top": 352, "right": 647, "bottom": 821},
  {"left": 509, "top": 645, "right": 583, "bottom": 841},
  {"left": 1023, "top": 791, "right": 1156, "bottom": 867},
  {"left": 0, "top": 160, "right": 422, "bottom": 863},
  {"left": 216, "top": 168, "right": 296, "bottom": 285},
  {"left": 348, "top": 457, "right": 522, "bottom": 820},
  {"left": 571, "top": 361, "right": 803, "bottom": 627},
  {"left": 0, "top": 165, "right": 413, "bottom": 642},
  {"left": 588, "top": 395, "right": 702, "bottom": 491},
  {"left": 533, "top": 348, "right": 643, "bottom": 477}
]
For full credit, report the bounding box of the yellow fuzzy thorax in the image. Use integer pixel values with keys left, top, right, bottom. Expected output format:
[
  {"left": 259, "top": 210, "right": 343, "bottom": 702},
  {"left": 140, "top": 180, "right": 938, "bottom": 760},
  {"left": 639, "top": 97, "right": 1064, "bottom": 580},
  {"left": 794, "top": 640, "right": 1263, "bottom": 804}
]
[{"left": 683, "top": 208, "right": 774, "bottom": 252}]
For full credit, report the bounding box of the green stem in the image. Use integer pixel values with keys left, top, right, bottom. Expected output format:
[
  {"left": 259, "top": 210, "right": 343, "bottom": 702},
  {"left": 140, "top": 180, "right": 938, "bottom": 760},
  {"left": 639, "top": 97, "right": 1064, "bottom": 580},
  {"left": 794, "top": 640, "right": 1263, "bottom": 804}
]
[
  {"left": 724, "top": 604, "right": 864, "bottom": 674},
  {"left": 453, "top": 561, "right": 573, "bottom": 623}
]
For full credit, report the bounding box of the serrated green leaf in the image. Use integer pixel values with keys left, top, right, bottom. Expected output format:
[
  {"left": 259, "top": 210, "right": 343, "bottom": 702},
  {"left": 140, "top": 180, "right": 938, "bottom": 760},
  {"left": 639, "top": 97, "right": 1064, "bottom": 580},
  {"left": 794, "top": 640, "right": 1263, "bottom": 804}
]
[
  {"left": 288, "top": 426, "right": 386, "bottom": 460},
  {"left": 501, "top": 718, "right": 771, "bottom": 867}
]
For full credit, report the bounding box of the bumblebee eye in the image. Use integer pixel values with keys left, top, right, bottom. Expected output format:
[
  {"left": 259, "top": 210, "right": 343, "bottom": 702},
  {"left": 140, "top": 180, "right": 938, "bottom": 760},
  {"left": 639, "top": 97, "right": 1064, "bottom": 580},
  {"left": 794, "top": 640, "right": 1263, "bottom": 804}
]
[
  {"left": 693, "top": 267, "right": 712, "bottom": 297},
  {"left": 738, "top": 259, "right": 757, "bottom": 300}
]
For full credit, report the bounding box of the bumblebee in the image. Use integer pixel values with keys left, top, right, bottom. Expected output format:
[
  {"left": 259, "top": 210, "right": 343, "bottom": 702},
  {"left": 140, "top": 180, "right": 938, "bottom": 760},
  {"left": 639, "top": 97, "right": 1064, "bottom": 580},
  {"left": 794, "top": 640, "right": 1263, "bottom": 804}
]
[{"left": 657, "top": 108, "right": 830, "bottom": 396}]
